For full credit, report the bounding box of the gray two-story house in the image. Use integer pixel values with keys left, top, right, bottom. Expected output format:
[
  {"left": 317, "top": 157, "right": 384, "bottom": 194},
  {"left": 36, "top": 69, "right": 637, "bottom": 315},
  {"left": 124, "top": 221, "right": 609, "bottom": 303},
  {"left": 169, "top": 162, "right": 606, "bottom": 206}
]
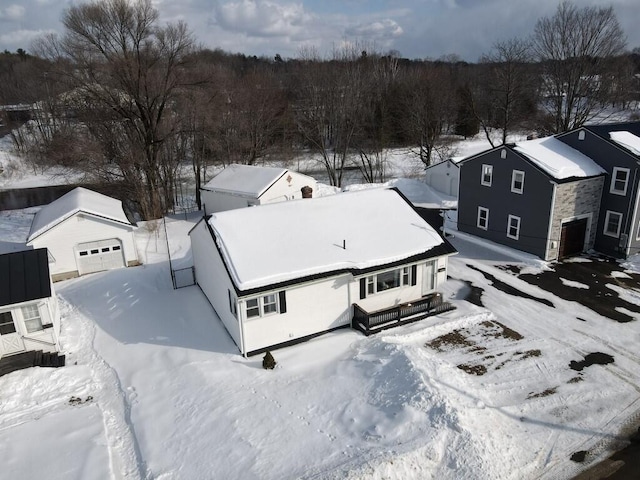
[
  {"left": 458, "top": 136, "right": 605, "bottom": 261},
  {"left": 557, "top": 122, "right": 640, "bottom": 258}
]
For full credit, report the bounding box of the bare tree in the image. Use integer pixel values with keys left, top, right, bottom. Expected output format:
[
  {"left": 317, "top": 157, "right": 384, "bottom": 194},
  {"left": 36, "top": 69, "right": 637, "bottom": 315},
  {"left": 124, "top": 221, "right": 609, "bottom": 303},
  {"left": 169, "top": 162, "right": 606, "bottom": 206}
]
[
  {"left": 353, "top": 53, "right": 399, "bottom": 183},
  {"left": 33, "top": 0, "right": 195, "bottom": 219},
  {"left": 400, "top": 64, "right": 457, "bottom": 167},
  {"left": 475, "top": 38, "right": 535, "bottom": 146},
  {"left": 531, "top": 1, "right": 626, "bottom": 133},
  {"left": 293, "top": 45, "right": 365, "bottom": 187}
]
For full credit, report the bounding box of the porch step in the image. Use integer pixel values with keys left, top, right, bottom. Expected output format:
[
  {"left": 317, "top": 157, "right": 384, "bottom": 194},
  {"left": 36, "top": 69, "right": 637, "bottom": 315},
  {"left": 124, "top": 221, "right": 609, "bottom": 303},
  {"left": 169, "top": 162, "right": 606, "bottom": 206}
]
[
  {"left": 37, "top": 351, "right": 66, "bottom": 368},
  {"left": 0, "top": 350, "right": 66, "bottom": 377}
]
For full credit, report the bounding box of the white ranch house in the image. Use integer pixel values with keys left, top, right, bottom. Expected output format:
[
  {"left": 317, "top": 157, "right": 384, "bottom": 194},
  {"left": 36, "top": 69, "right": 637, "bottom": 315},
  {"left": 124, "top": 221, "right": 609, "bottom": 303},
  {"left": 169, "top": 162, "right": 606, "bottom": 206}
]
[
  {"left": 200, "top": 164, "right": 318, "bottom": 214},
  {"left": 26, "top": 187, "right": 139, "bottom": 281},
  {"left": 0, "top": 248, "right": 60, "bottom": 362},
  {"left": 190, "top": 188, "right": 457, "bottom": 356}
]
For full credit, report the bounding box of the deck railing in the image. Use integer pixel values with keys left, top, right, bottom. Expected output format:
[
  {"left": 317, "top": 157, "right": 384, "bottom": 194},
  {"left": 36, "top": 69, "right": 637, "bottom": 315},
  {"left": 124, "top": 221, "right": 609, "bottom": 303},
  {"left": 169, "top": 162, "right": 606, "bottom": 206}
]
[{"left": 352, "top": 292, "right": 454, "bottom": 335}]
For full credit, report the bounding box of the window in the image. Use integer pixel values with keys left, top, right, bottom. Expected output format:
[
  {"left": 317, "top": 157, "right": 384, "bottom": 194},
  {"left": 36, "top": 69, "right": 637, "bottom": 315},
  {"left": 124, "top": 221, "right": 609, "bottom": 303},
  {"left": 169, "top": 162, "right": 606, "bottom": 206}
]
[
  {"left": 246, "top": 298, "right": 260, "bottom": 318},
  {"left": 101, "top": 247, "right": 110, "bottom": 253},
  {"left": 500, "top": 149, "right": 507, "bottom": 159},
  {"left": 610, "top": 167, "right": 630, "bottom": 195},
  {"left": 244, "top": 292, "right": 286, "bottom": 318},
  {"left": 22, "top": 304, "right": 43, "bottom": 333},
  {"left": 79, "top": 251, "right": 88, "bottom": 257},
  {"left": 507, "top": 215, "right": 521, "bottom": 240},
  {"left": 262, "top": 294, "right": 278, "bottom": 314},
  {"left": 113, "top": 245, "right": 121, "bottom": 251},
  {"left": 0, "top": 311, "right": 16, "bottom": 335},
  {"left": 360, "top": 265, "right": 416, "bottom": 298},
  {"left": 604, "top": 211, "right": 623, "bottom": 237},
  {"left": 578, "top": 130, "right": 585, "bottom": 140},
  {"left": 477, "top": 207, "right": 489, "bottom": 230},
  {"left": 481, "top": 164, "right": 493, "bottom": 186},
  {"left": 90, "top": 249, "right": 99, "bottom": 254},
  {"left": 511, "top": 170, "right": 525, "bottom": 194}
]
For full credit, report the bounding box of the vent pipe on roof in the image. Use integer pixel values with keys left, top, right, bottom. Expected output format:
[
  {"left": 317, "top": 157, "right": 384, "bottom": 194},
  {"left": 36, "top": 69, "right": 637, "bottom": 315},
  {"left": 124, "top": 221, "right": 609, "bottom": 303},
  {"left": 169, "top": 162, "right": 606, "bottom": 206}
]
[{"left": 301, "top": 186, "right": 313, "bottom": 198}]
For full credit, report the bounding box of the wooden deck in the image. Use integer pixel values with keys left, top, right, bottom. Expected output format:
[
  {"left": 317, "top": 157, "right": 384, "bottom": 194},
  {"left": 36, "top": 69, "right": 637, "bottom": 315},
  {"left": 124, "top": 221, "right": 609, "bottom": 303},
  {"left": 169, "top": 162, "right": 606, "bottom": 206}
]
[
  {"left": 352, "top": 292, "right": 455, "bottom": 336},
  {"left": 0, "top": 350, "right": 66, "bottom": 377}
]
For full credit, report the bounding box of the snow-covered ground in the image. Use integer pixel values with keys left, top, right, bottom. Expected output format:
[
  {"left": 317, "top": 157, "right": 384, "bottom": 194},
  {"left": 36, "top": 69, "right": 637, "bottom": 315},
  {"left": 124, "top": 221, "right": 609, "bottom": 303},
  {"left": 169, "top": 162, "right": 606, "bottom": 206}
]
[
  {"left": 1, "top": 201, "right": 640, "bottom": 479},
  {"left": 2, "top": 128, "right": 640, "bottom": 479}
]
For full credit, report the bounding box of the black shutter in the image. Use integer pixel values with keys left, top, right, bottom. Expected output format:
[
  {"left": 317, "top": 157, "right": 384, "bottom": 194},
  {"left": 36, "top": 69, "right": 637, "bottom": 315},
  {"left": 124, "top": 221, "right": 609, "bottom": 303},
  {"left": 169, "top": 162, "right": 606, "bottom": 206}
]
[
  {"left": 279, "top": 291, "right": 287, "bottom": 313},
  {"left": 359, "top": 278, "right": 366, "bottom": 299},
  {"left": 228, "top": 290, "right": 233, "bottom": 312},
  {"left": 411, "top": 265, "right": 417, "bottom": 286}
]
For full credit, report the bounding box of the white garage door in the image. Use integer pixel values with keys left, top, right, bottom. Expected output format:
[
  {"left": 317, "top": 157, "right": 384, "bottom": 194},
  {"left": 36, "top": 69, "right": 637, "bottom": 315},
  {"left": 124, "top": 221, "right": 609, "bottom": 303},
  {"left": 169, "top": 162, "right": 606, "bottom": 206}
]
[{"left": 76, "top": 239, "right": 125, "bottom": 275}]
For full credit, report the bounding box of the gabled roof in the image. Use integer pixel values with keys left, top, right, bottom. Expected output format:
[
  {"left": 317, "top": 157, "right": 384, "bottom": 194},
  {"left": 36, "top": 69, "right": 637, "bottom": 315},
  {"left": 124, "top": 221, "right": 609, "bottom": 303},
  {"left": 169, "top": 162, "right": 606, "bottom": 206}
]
[
  {"left": 513, "top": 137, "right": 605, "bottom": 180},
  {"left": 202, "top": 188, "right": 456, "bottom": 292},
  {"left": 27, "top": 187, "right": 132, "bottom": 243},
  {"left": 609, "top": 131, "right": 640, "bottom": 157},
  {"left": 202, "top": 164, "right": 304, "bottom": 198},
  {"left": 0, "top": 248, "right": 51, "bottom": 307}
]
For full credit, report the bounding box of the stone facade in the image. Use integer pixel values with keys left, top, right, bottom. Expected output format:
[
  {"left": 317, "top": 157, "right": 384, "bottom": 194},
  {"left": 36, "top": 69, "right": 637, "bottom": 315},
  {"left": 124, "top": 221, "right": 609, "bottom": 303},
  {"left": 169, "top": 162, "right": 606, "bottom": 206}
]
[{"left": 546, "top": 176, "right": 604, "bottom": 261}]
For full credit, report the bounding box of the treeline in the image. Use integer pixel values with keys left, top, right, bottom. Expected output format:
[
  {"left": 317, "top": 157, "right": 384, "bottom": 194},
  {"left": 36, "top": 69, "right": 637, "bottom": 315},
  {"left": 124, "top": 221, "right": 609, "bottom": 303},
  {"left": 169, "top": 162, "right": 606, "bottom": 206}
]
[{"left": 0, "top": 0, "right": 638, "bottom": 219}]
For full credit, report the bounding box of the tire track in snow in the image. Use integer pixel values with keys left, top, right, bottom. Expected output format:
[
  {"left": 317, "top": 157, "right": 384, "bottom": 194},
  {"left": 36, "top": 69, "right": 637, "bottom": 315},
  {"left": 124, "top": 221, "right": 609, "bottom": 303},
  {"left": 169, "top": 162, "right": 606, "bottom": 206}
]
[{"left": 60, "top": 297, "right": 149, "bottom": 480}]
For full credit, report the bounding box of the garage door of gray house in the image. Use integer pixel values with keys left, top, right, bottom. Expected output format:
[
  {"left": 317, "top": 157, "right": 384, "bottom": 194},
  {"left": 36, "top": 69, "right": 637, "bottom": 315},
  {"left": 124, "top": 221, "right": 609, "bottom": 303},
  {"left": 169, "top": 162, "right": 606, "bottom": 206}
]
[
  {"left": 559, "top": 218, "right": 588, "bottom": 259},
  {"left": 76, "top": 239, "right": 125, "bottom": 275}
]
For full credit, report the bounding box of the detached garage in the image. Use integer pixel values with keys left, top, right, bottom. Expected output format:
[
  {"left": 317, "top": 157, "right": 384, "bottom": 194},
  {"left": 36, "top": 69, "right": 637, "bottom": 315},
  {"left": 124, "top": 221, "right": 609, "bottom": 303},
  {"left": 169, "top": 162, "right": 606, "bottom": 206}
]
[{"left": 26, "top": 187, "right": 139, "bottom": 281}]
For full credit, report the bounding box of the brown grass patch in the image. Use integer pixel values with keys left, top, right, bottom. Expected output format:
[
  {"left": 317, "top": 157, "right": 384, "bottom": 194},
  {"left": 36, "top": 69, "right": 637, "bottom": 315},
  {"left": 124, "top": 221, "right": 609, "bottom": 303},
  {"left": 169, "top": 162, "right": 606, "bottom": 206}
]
[
  {"left": 527, "top": 387, "right": 557, "bottom": 399},
  {"left": 457, "top": 364, "right": 487, "bottom": 376}
]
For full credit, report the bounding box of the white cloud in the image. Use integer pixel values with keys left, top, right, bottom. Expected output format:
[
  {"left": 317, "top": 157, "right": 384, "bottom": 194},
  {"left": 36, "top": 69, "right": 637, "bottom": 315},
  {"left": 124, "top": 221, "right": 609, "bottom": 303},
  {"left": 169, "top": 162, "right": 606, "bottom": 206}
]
[
  {"left": 0, "top": 4, "right": 25, "bottom": 20},
  {"left": 211, "top": 0, "right": 313, "bottom": 38},
  {"left": 0, "top": 28, "right": 54, "bottom": 47},
  {"left": 345, "top": 19, "right": 403, "bottom": 40}
]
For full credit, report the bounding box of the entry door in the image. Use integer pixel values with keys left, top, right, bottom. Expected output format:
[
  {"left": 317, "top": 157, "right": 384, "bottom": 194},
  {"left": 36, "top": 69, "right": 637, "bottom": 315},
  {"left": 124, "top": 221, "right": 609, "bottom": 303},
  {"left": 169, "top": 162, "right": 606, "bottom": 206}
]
[
  {"left": 422, "top": 260, "right": 436, "bottom": 296},
  {"left": 76, "top": 239, "right": 125, "bottom": 275},
  {"left": 0, "top": 311, "right": 26, "bottom": 356}
]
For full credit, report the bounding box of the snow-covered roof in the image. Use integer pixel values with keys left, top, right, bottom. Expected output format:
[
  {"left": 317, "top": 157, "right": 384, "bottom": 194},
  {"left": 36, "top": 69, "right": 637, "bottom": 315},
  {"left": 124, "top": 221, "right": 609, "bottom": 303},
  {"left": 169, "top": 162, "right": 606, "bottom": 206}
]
[
  {"left": 208, "top": 188, "right": 453, "bottom": 291},
  {"left": 202, "top": 164, "right": 296, "bottom": 198},
  {"left": 27, "top": 187, "right": 132, "bottom": 242},
  {"left": 609, "top": 131, "right": 640, "bottom": 156},
  {"left": 514, "top": 137, "right": 605, "bottom": 180}
]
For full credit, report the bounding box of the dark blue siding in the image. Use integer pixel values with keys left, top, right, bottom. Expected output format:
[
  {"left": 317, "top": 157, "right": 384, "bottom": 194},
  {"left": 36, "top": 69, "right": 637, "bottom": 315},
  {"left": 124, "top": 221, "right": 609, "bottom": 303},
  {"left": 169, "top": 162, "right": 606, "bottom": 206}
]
[
  {"left": 458, "top": 147, "right": 554, "bottom": 259},
  {"left": 558, "top": 129, "right": 640, "bottom": 258}
]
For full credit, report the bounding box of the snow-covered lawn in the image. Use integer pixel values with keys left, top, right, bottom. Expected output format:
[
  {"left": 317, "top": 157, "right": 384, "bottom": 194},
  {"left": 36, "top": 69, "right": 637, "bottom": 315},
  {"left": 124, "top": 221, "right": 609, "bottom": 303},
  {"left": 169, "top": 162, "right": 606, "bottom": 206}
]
[{"left": 1, "top": 206, "right": 640, "bottom": 479}]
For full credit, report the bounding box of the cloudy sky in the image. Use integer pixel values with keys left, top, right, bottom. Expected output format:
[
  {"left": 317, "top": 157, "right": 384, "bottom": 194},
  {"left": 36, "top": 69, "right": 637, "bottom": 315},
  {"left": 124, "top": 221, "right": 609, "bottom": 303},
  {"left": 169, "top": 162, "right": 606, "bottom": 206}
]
[{"left": 1, "top": 0, "right": 638, "bottom": 61}]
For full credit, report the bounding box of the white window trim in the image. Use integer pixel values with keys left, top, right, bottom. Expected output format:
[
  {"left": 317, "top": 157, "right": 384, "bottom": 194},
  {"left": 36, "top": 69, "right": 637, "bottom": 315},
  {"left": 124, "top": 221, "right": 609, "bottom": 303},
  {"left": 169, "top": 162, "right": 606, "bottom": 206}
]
[
  {"left": 511, "top": 170, "right": 525, "bottom": 194},
  {"left": 481, "top": 164, "right": 493, "bottom": 186},
  {"left": 477, "top": 206, "right": 489, "bottom": 230},
  {"left": 610, "top": 167, "right": 630, "bottom": 196},
  {"left": 365, "top": 266, "right": 412, "bottom": 296},
  {"left": 245, "top": 294, "right": 280, "bottom": 319},
  {"left": 636, "top": 219, "right": 640, "bottom": 241},
  {"left": 21, "top": 304, "right": 43, "bottom": 334},
  {"left": 603, "top": 210, "right": 623, "bottom": 238},
  {"left": 507, "top": 215, "right": 521, "bottom": 240}
]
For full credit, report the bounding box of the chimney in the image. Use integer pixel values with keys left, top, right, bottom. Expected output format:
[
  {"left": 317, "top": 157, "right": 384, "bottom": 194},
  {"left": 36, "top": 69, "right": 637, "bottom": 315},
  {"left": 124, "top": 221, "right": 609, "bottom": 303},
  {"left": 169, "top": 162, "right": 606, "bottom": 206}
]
[{"left": 301, "top": 186, "right": 313, "bottom": 198}]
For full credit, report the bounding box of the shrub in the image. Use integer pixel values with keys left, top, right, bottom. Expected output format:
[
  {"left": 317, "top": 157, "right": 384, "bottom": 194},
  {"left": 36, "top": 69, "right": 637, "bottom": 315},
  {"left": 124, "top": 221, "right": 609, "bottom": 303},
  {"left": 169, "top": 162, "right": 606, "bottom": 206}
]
[{"left": 262, "top": 351, "right": 276, "bottom": 370}]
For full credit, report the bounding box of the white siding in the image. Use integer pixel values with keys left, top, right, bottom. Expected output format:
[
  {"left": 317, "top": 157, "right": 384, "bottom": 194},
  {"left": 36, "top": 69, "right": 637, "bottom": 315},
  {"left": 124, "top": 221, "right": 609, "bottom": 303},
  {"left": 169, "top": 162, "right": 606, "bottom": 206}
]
[
  {"left": 201, "top": 190, "right": 251, "bottom": 214},
  {"left": 0, "top": 297, "right": 59, "bottom": 359},
  {"left": 260, "top": 172, "right": 317, "bottom": 204},
  {"left": 190, "top": 220, "right": 243, "bottom": 351},
  {"left": 352, "top": 259, "right": 448, "bottom": 313},
  {"left": 424, "top": 161, "right": 459, "bottom": 197},
  {"left": 241, "top": 275, "right": 351, "bottom": 354},
  {"left": 28, "top": 212, "right": 137, "bottom": 279},
  {"left": 201, "top": 172, "right": 318, "bottom": 214}
]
